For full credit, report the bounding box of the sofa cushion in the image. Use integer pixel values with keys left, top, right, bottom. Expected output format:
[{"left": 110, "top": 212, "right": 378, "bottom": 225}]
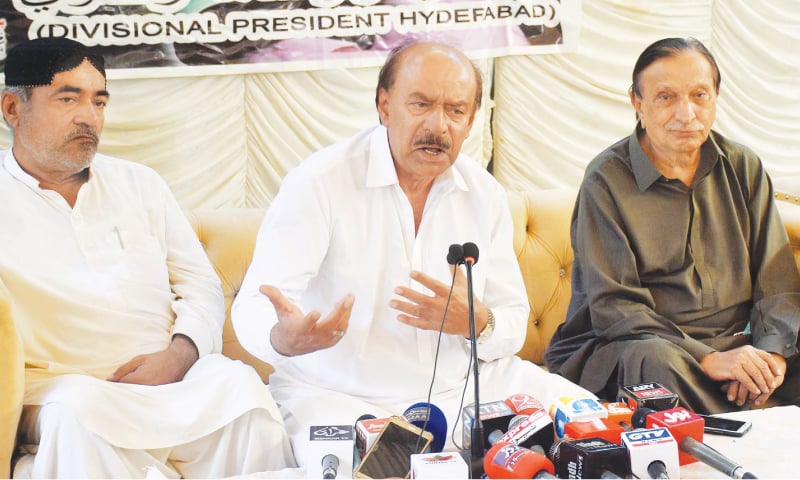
[
  {"left": 508, "top": 189, "right": 577, "bottom": 365},
  {"left": 186, "top": 208, "right": 274, "bottom": 383}
]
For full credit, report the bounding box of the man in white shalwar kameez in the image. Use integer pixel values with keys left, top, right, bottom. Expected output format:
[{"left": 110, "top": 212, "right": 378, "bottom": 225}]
[
  {"left": 0, "top": 37, "right": 294, "bottom": 478},
  {"left": 232, "top": 41, "right": 593, "bottom": 467}
]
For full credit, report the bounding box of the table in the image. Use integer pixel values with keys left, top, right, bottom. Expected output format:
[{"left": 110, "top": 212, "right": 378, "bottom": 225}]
[
  {"left": 679, "top": 406, "right": 799, "bottom": 478},
  {"left": 219, "top": 406, "right": 800, "bottom": 479}
]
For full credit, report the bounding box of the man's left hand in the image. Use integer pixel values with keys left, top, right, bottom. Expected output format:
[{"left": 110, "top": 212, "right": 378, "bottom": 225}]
[
  {"left": 390, "top": 267, "right": 489, "bottom": 338},
  {"left": 107, "top": 334, "right": 199, "bottom": 385}
]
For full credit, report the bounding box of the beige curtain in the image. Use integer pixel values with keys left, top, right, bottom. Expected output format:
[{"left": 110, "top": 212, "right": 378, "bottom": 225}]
[{"left": 1, "top": 0, "right": 797, "bottom": 208}]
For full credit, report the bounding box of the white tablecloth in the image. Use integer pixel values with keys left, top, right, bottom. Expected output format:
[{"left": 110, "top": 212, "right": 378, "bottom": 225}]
[{"left": 680, "top": 406, "right": 799, "bottom": 479}]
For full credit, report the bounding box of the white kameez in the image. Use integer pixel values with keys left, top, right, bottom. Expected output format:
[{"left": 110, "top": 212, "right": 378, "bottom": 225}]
[
  {"left": 0, "top": 150, "right": 293, "bottom": 477},
  {"left": 232, "top": 126, "right": 593, "bottom": 464}
]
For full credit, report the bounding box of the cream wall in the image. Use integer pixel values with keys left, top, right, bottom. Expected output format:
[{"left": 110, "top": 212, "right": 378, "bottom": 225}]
[{"left": 1, "top": 0, "right": 798, "bottom": 209}]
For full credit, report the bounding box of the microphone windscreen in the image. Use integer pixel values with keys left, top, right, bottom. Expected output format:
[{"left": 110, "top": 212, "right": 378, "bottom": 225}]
[
  {"left": 631, "top": 408, "right": 657, "bottom": 429},
  {"left": 404, "top": 402, "right": 448, "bottom": 453},
  {"left": 463, "top": 242, "right": 479, "bottom": 265},
  {"left": 447, "top": 243, "right": 464, "bottom": 265},
  {"left": 484, "top": 442, "right": 555, "bottom": 479}
]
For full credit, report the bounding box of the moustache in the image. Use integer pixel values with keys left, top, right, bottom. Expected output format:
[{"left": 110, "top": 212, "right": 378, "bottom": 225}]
[
  {"left": 667, "top": 123, "right": 704, "bottom": 132},
  {"left": 67, "top": 127, "right": 99, "bottom": 144},
  {"left": 414, "top": 133, "right": 451, "bottom": 151}
]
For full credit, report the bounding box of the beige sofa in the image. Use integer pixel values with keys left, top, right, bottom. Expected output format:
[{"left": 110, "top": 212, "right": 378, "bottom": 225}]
[
  {"left": 3, "top": 188, "right": 800, "bottom": 475},
  {"left": 184, "top": 189, "right": 581, "bottom": 384},
  {"left": 185, "top": 189, "right": 800, "bottom": 383}
]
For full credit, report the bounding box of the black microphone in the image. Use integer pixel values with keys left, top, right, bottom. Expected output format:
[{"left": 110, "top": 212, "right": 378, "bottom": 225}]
[
  {"left": 461, "top": 241, "right": 483, "bottom": 476},
  {"left": 463, "top": 241, "right": 479, "bottom": 265},
  {"left": 447, "top": 243, "right": 465, "bottom": 265},
  {"left": 321, "top": 454, "right": 339, "bottom": 479},
  {"left": 549, "top": 437, "right": 631, "bottom": 479}
]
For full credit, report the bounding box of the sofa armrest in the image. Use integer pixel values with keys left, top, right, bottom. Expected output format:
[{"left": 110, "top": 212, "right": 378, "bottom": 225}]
[{"left": 186, "top": 208, "right": 274, "bottom": 383}]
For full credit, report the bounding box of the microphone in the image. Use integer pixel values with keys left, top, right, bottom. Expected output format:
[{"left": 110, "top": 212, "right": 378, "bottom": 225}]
[
  {"left": 463, "top": 241, "right": 479, "bottom": 265},
  {"left": 505, "top": 393, "right": 546, "bottom": 416},
  {"left": 459, "top": 241, "right": 483, "bottom": 475},
  {"left": 620, "top": 427, "right": 680, "bottom": 479},
  {"left": 353, "top": 414, "right": 377, "bottom": 473},
  {"left": 632, "top": 407, "right": 757, "bottom": 478},
  {"left": 411, "top": 451, "right": 469, "bottom": 478},
  {"left": 484, "top": 442, "right": 557, "bottom": 479},
  {"left": 563, "top": 417, "right": 626, "bottom": 445},
  {"left": 602, "top": 401, "right": 635, "bottom": 429},
  {"left": 550, "top": 394, "right": 607, "bottom": 438},
  {"left": 461, "top": 399, "right": 516, "bottom": 451},
  {"left": 447, "top": 243, "right": 465, "bottom": 265},
  {"left": 549, "top": 437, "right": 631, "bottom": 479},
  {"left": 306, "top": 425, "right": 354, "bottom": 480},
  {"left": 619, "top": 382, "right": 680, "bottom": 412},
  {"left": 321, "top": 454, "right": 339, "bottom": 479},
  {"left": 494, "top": 408, "right": 555, "bottom": 454},
  {"left": 403, "top": 402, "right": 448, "bottom": 453}
]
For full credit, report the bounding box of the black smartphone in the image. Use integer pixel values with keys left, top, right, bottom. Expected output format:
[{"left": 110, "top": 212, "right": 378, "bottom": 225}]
[
  {"left": 353, "top": 416, "right": 433, "bottom": 479},
  {"left": 697, "top": 414, "right": 752, "bottom": 437}
]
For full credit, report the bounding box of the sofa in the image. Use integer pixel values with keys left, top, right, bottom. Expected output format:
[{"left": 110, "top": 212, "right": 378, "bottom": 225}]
[
  {"left": 3, "top": 188, "right": 800, "bottom": 476},
  {"left": 185, "top": 188, "right": 581, "bottom": 384},
  {"left": 186, "top": 188, "right": 800, "bottom": 384}
]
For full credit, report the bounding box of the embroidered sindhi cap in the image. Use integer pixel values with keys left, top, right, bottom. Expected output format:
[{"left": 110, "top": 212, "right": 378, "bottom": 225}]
[{"left": 4, "top": 37, "right": 106, "bottom": 88}]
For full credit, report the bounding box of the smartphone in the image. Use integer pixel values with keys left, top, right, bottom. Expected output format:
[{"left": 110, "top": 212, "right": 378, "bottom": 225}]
[
  {"left": 353, "top": 416, "right": 434, "bottom": 479},
  {"left": 697, "top": 414, "right": 752, "bottom": 437}
]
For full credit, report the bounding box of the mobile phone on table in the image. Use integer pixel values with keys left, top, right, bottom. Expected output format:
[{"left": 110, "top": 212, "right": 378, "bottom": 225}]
[
  {"left": 697, "top": 414, "right": 752, "bottom": 437},
  {"left": 353, "top": 416, "right": 433, "bottom": 479}
]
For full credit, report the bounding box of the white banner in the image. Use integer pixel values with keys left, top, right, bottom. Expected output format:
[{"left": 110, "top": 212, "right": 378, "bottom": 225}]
[{"left": 1, "top": 0, "right": 581, "bottom": 78}]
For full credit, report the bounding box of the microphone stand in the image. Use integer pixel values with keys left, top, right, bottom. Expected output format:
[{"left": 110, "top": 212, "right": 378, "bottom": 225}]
[{"left": 464, "top": 258, "right": 484, "bottom": 478}]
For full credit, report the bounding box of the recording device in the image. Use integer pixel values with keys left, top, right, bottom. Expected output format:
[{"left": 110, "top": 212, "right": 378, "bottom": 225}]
[
  {"left": 697, "top": 414, "right": 752, "bottom": 437},
  {"left": 632, "top": 407, "right": 757, "bottom": 478},
  {"left": 403, "top": 402, "right": 448, "bottom": 453},
  {"left": 620, "top": 427, "right": 680, "bottom": 479},
  {"left": 549, "top": 437, "right": 630, "bottom": 479},
  {"left": 484, "top": 442, "right": 557, "bottom": 479},
  {"left": 619, "top": 382, "right": 680, "bottom": 412},
  {"left": 352, "top": 416, "right": 433, "bottom": 479},
  {"left": 306, "top": 425, "right": 354, "bottom": 480},
  {"left": 550, "top": 394, "right": 607, "bottom": 438}
]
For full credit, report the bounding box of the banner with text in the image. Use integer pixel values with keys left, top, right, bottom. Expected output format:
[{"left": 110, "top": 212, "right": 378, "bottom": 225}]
[{"left": 0, "top": 0, "right": 580, "bottom": 78}]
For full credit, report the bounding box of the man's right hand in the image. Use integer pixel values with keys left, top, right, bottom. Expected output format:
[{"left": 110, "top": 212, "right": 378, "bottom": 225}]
[
  {"left": 701, "top": 345, "right": 785, "bottom": 406},
  {"left": 259, "top": 285, "right": 354, "bottom": 356}
]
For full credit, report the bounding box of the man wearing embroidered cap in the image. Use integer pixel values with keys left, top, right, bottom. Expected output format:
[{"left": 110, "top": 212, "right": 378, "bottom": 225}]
[{"left": 1, "top": 37, "right": 294, "bottom": 478}]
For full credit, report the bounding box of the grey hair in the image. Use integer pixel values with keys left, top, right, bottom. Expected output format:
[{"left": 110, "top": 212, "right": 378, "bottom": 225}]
[
  {"left": 2, "top": 86, "right": 32, "bottom": 130},
  {"left": 3, "top": 85, "right": 32, "bottom": 102}
]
